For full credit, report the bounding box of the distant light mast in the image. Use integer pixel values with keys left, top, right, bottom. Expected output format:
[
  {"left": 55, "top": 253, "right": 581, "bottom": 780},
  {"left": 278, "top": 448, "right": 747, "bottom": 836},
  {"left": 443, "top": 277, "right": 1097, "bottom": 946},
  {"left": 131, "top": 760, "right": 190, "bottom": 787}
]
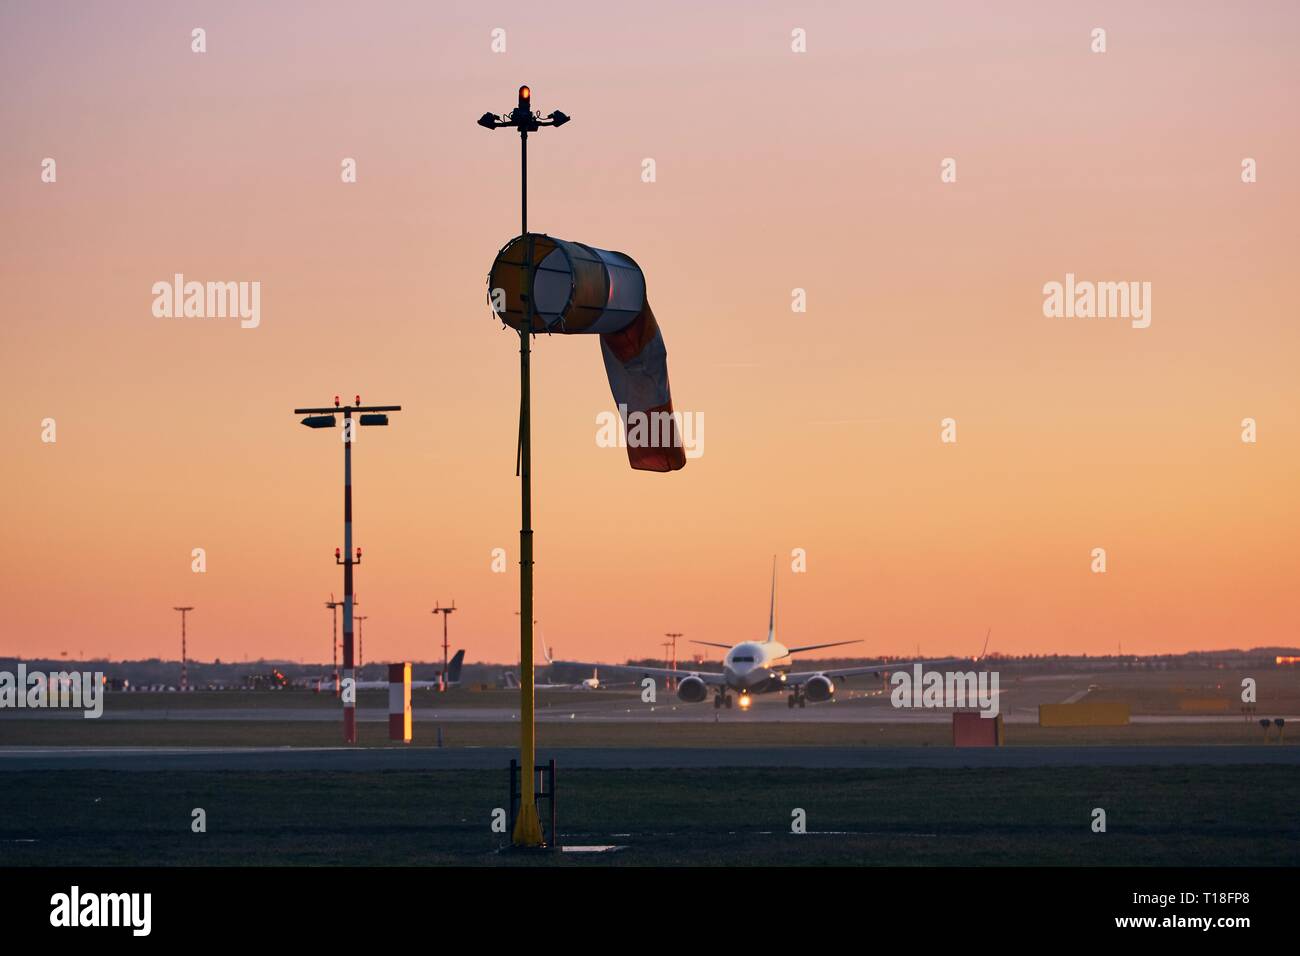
[
  {"left": 294, "top": 395, "right": 402, "bottom": 743},
  {"left": 432, "top": 601, "right": 457, "bottom": 692},
  {"left": 173, "top": 606, "right": 194, "bottom": 691}
]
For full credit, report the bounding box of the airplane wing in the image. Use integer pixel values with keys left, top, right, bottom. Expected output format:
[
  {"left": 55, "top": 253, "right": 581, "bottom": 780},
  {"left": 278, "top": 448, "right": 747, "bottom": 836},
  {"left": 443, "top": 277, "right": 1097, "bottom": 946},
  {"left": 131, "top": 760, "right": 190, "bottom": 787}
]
[
  {"left": 786, "top": 630, "right": 991, "bottom": 682},
  {"left": 785, "top": 639, "right": 863, "bottom": 654},
  {"left": 785, "top": 657, "right": 966, "bottom": 683},
  {"left": 550, "top": 660, "right": 729, "bottom": 685}
]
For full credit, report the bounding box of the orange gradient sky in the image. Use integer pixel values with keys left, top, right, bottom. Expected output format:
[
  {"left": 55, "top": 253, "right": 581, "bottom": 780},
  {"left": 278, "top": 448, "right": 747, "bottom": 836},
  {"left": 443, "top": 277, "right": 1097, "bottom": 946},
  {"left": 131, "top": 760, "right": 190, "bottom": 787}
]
[{"left": 1, "top": 1, "right": 1297, "bottom": 665}]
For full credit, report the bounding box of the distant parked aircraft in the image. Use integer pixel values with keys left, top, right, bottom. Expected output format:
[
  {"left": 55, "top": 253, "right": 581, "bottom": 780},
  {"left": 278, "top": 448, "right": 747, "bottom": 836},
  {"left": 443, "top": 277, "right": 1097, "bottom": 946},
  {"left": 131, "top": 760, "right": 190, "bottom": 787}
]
[{"left": 352, "top": 650, "right": 466, "bottom": 690}]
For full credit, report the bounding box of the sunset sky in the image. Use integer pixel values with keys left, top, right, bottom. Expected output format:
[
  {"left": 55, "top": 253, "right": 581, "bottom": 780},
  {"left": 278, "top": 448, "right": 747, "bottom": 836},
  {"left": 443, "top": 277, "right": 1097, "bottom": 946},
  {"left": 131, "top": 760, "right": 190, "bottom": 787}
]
[{"left": 2, "top": 1, "right": 1297, "bottom": 665}]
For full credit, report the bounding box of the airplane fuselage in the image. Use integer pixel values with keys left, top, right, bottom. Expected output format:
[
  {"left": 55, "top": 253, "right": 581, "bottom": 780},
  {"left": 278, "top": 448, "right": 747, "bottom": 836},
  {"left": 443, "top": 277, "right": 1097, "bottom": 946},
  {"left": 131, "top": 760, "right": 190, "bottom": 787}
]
[{"left": 722, "top": 640, "right": 791, "bottom": 693}]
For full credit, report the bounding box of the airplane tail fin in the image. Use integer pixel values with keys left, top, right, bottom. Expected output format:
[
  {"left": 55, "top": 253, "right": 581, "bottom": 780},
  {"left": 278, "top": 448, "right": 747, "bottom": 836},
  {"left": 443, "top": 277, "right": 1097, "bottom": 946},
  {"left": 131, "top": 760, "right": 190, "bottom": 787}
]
[
  {"left": 502, "top": 670, "right": 520, "bottom": 689},
  {"left": 767, "top": 555, "right": 777, "bottom": 643},
  {"left": 446, "top": 650, "right": 465, "bottom": 684}
]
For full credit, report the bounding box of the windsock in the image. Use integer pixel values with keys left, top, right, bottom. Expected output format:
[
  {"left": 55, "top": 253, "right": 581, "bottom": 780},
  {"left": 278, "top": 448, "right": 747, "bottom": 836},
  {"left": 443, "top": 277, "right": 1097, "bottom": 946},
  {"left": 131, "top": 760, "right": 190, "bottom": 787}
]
[{"left": 487, "top": 233, "right": 686, "bottom": 471}]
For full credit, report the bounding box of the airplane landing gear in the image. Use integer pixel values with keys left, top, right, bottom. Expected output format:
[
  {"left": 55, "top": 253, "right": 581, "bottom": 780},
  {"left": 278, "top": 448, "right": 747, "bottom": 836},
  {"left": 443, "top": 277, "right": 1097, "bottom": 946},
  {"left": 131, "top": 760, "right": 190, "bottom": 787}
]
[
  {"left": 724, "top": 694, "right": 733, "bottom": 709},
  {"left": 788, "top": 692, "right": 806, "bottom": 709}
]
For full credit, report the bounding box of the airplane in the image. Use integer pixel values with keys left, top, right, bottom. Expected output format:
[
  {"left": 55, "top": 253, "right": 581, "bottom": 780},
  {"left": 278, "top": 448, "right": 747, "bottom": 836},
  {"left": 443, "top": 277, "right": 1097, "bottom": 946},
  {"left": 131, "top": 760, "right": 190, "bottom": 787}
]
[
  {"left": 503, "top": 667, "right": 604, "bottom": 691},
  {"left": 533, "top": 634, "right": 638, "bottom": 690},
  {"left": 552, "top": 560, "right": 966, "bottom": 710},
  {"left": 350, "top": 650, "right": 466, "bottom": 691}
]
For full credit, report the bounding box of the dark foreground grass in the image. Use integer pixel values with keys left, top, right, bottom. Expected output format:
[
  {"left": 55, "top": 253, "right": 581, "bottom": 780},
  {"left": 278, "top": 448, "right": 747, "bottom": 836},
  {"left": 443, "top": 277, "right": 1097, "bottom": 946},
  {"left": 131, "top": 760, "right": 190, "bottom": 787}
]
[{"left": 1, "top": 766, "right": 1296, "bottom": 866}]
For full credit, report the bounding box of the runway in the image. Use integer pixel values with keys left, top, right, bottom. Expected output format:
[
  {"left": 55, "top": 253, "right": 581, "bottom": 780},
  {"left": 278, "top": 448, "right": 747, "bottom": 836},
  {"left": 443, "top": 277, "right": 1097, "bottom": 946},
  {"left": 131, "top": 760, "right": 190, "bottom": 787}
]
[
  {"left": 4, "top": 704, "right": 974, "bottom": 723},
  {"left": 0, "top": 703, "right": 1268, "bottom": 725},
  {"left": 1, "top": 744, "right": 1296, "bottom": 772}
]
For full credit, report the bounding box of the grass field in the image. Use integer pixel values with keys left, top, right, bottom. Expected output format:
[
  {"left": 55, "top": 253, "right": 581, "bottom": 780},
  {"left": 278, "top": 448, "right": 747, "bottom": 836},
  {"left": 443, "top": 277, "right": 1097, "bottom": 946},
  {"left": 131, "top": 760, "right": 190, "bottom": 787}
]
[
  {"left": 1066, "top": 669, "right": 1300, "bottom": 715},
  {"left": 2, "top": 766, "right": 1296, "bottom": 866},
  {"left": 2, "top": 717, "right": 1292, "bottom": 748}
]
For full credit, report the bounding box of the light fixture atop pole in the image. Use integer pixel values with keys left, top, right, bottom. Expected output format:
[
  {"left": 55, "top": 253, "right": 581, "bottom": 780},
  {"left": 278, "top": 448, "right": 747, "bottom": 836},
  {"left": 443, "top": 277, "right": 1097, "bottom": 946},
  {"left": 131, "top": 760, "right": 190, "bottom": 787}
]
[
  {"left": 432, "top": 601, "right": 457, "bottom": 692},
  {"left": 664, "top": 632, "right": 682, "bottom": 690},
  {"left": 294, "top": 396, "right": 402, "bottom": 744},
  {"left": 355, "top": 614, "right": 368, "bottom": 671},
  {"left": 173, "top": 607, "right": 193, "bottom": 691},
  {"left": 325, "top": 594, "right": 341, "bottom": 694}
]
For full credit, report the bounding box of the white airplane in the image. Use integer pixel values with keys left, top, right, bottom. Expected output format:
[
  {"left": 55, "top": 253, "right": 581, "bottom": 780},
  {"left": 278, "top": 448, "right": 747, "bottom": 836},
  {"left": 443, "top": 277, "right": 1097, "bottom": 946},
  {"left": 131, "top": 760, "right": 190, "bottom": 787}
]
[
  {"left": 572, "top": 668, "right": 602, "bottom": 691},
  {"left": 504, "top": 667, "right": 605, "bottom": 691},
  {"left": 534, "top": 635, "right": 635, "bottom": 691},
  {"left": 553, "top": 561, "right": 964, "bottom": 710}
]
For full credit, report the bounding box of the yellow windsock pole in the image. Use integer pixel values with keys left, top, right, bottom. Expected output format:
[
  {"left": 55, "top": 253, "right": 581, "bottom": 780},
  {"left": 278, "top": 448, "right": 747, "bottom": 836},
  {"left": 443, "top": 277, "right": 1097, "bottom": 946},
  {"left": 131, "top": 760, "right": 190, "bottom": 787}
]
[
  {"left": 479, "top": 87, "right": 679, "bottom": 844},
  {"left": 478, "top": 85, "right": 570, "bottom": 847}
]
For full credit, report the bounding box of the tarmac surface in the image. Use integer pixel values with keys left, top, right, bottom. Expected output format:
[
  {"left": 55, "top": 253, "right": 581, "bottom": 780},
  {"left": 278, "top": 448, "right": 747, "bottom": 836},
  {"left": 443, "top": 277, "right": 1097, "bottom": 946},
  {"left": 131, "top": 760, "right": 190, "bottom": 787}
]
[
  {"left": 5, "top": 704, "right": 981, "bottom": 722},
  {"left": 0, "top": 702, "right": 1263, "bottom": 724},
  {"left": 1, "top": 744, "right": 1296, "bottom": 772}
]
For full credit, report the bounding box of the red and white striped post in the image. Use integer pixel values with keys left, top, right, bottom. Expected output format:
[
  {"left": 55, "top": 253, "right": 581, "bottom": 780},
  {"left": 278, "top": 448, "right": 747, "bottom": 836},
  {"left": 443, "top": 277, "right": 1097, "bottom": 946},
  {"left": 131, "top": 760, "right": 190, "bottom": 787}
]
[{"left": 389, "top": 662, "right": 412, "bottom": 743}]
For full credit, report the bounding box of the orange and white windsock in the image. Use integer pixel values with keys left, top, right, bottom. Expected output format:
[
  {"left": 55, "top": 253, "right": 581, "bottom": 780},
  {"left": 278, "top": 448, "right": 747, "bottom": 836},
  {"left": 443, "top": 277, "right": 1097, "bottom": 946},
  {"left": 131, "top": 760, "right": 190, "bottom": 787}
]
[
  {"left": 388, "top": 662, "right": 411, "bottom": 743},
  {"left": 487, "top": 233, "right": 686, "bottom": 472}
]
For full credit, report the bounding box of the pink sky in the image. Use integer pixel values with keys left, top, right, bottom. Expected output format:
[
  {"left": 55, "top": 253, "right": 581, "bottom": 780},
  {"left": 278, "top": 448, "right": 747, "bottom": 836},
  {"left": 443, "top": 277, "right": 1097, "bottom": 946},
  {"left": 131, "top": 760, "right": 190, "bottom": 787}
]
[{"left": 1, "top": 1, "right": 1297, "bottom": 664}]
